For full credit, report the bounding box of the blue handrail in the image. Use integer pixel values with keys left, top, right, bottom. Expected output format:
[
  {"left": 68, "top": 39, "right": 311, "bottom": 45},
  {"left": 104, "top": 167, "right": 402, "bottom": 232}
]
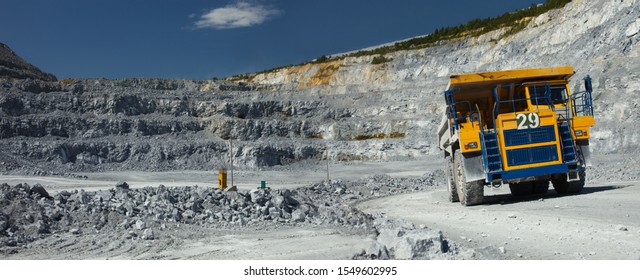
[
  {"left": 490, "top": 83, "right": 555, "bottom": 131},
  {"left": 571, "top": 76, "right": 594, "bottom": 117},
  {"left": 445, "top": 89, "right": 476, "bottom": 132}
]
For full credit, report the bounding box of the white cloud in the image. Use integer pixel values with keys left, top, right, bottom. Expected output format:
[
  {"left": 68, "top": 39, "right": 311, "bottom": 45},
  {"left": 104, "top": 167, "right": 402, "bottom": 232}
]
[{"left": 194, "top": 2, "right": 280, "bottom": 29}]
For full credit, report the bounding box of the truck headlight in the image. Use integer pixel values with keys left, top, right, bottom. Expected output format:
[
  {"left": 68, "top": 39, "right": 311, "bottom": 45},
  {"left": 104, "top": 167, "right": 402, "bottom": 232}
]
[
  {"left": 467, "top": 142, "right": 478, "bottom": 149},
  {"left": 575, "top": 130, "right": 584, "bottom": 136}
]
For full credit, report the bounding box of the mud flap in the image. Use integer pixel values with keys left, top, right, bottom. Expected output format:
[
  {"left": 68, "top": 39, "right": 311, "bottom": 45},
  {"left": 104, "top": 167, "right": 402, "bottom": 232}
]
[
  {"left": 579, "top": 144, "right": 591, "bottom": 167},
  {"left": 567, "top": 170, "right": 581, "bottom": 182},
  {"left": 462, "top": 153, "right": 485, "bottom": 183}
]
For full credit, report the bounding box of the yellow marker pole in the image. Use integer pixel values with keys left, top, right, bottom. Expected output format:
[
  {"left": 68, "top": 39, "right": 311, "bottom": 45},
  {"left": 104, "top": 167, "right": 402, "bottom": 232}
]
[
  {"left": 218, "top": 168, "right": 227, "bottom": 189},
  {"left": 230, "top": 139, "right": 234, "bottom": 188}
]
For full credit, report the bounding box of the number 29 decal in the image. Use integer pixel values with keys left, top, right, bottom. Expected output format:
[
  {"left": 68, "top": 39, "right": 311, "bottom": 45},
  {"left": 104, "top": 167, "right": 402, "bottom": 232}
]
[{"left": 516, "top": 112, "right": 540, "bottom": 130}]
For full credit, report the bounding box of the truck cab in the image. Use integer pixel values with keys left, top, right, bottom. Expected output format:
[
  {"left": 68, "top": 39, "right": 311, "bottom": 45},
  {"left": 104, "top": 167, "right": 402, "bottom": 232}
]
[{"left": 437, "top": 66, "right": 595, "bottom": 206}]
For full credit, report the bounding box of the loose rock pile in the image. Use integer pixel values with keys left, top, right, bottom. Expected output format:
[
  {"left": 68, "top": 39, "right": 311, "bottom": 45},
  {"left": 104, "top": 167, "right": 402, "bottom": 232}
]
[{"left": 1, "top": 173, "right": 441, "bottom": 253}]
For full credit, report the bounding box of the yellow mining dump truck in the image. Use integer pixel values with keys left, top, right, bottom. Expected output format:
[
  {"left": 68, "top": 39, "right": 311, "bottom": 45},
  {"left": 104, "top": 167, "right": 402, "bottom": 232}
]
[{"left": 437, "top": 66, "right": 595, "bottom": 206}]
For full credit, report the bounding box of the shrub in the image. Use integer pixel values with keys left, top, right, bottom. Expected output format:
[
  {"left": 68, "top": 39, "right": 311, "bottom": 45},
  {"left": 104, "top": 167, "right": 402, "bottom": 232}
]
[
  {"left": 343, "top": 0, "right": 572, "bottom": 58},
  {"left": 371, "top": 55, "right": 393, "bottom": 65},
  {"left": 314, "top": 55, "right": 329, "bottom": 63}
]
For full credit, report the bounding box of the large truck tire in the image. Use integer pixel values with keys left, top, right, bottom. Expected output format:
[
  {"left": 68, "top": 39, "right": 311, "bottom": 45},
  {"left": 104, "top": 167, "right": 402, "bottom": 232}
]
[
  {"left": 509, "top": 180, "right": 549, "bottom": 196},
  {"left": 445, "top": 155, "right": 459, "bottom": 202},
  {"left": 509, "top": 182, "right": 533, "bottom": 196},
  {"left": 453, "top": 150, "right": 484, "bottom": 206},
  {"left": 552, "top": 170, "right": 585, "bottom": 194},
  {"left": 532, "top": 180, "right": 550, "bottom": 194}
]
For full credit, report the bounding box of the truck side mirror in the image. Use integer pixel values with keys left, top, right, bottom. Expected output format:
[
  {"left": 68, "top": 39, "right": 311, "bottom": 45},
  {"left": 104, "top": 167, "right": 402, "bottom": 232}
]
[{"left": 584, "top": 76, "right": 592, "bottom": 93}]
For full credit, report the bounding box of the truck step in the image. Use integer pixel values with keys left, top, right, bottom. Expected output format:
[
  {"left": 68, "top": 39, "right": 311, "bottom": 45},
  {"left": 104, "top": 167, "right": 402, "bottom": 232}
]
[
  {"left": 557, "top": 122, "right": 578, "bottom": 163},
  {"left": 482, "top": 131, "right": 503, "bottom": 172}
]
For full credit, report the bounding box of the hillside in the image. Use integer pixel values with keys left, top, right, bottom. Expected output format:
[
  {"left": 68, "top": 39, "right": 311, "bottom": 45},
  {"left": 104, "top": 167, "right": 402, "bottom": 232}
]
[
  {"left": 240, "top": 0, "right": 640, "bottom": 155},
  {"left": 0, "top": 43, "right": 57, "bottom": 81}
]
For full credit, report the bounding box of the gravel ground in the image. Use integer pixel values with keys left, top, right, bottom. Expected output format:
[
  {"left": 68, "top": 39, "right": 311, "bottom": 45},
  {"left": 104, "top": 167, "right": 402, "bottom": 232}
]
[
  {"left": 1, "top": 170, "right": 479, "bottom": 259},
  {"left": 359, "top": 181, "right": 640, "bottom": 260}
]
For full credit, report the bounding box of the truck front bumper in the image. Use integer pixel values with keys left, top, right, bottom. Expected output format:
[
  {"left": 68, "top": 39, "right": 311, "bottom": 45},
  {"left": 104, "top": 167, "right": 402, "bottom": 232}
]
[{"left": 487, "top": 163, "right": 582, "bottom": 183}]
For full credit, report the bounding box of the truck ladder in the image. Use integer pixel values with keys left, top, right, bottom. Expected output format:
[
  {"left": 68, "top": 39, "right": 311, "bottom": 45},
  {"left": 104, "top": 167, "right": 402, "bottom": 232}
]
[
  {"left": 558, "top": 122, "right": 577, "bottom": 163},
  {"left": 481, "top": 130, "right": 502, "bottom": 172}
]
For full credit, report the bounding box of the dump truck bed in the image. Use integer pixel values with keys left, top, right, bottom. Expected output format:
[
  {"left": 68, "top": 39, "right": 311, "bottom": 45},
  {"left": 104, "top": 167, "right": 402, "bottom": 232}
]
[{"left": 448, "top": 66, "right": 575, "bottom": 91}]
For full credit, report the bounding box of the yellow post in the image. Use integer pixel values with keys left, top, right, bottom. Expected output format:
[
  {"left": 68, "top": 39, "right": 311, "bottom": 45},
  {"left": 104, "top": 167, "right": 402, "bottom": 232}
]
[{"left": 218, "top": 168, "right": 228, "bottom": 189}]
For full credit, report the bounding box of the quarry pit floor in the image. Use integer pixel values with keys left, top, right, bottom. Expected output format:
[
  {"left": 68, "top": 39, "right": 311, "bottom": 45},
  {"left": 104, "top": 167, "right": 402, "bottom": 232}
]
[
  {"left": 2, "top": 157, "right": 639, "bottom": 260},
  {"left": 0, "top": 159, "right": 436, "bottom": 193}
]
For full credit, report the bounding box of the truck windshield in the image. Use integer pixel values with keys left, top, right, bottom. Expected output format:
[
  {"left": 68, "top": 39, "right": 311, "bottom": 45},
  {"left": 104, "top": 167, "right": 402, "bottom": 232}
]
[{"left": 528, "top": 85, "right": 567, "bottom": 105}]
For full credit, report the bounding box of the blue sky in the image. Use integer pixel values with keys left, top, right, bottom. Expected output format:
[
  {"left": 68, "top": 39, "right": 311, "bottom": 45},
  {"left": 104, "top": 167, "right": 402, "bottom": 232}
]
[{"left": 0, "top": 0, "right": 539, "bottom": 79}]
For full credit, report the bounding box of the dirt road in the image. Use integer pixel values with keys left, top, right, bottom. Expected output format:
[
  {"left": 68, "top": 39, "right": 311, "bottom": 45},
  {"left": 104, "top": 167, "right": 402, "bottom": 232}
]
[
  {"left": 4, "top": 225, "right": 372, "bottom": 260},
  {"left": 0, "top": 159, "right": 435, "bottom": 193},
  {"left": 358, "top": 182, "right": 640, "bottom": 259}
]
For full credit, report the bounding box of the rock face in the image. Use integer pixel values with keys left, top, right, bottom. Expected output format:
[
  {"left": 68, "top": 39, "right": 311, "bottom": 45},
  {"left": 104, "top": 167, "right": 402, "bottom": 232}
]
[
  {"left": 0, "top": 78, "right": 332, "bottom": 173},
  {"left": 0, "top": 43, "right": 56, "bottom": 81},
  {"left": 0, "top": 74, "right": 427, "bottom": 174},
  {"left": 247, "top": 0, "right": 640, "bottom": 156}
]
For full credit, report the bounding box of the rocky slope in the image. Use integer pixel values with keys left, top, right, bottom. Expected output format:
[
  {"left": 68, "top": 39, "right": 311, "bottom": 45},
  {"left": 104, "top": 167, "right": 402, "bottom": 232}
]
[
  {"left": 0, "top": 43, "right": 56, "bottom": 81},
  {"left": 0, "top": 74, "right": 432, "bottom": 174},
  {"left": 245, "top": 0, "right": 640, "bottom": 156},
  {"left": 1, "top": 0, "right": 639, "bottom": 177}
]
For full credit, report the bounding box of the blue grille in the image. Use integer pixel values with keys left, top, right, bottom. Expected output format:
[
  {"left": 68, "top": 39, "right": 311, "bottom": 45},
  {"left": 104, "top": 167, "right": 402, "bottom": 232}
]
[
  {"left": 504, "top": 126, "right": 555, "bottom": 147},
  {"left": 507, "top": 145, "right": 558, "bottom": 166}
]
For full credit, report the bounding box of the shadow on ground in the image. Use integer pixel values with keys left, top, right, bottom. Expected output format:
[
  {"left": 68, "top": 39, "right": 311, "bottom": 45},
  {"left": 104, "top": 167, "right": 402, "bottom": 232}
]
[{"left": 480, "top": 184, "right": 629, "bottom": 206}]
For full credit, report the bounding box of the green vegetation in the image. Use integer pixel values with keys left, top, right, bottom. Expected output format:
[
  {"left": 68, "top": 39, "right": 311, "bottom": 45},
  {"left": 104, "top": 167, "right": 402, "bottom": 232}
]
[
  {"left": 225, "top": 0, "right": 571, "bottom": 80},
  {"left": 348, "top": 0, "right": 570, "bottom": 57},
  {"left": 371, "top": 55, "right": 393, "bottom": 64},
  {"left": 227, "top": 73, "right": 252, "bottom": 81},
  {"left": 500, "top": 21, "right": 528, "bottom": 39},
  {"left": 314, "top": 55, "right": 329, "bottom": 63},
  {"left": 352, "top": 132, "right": 405, "bottom": 140}
]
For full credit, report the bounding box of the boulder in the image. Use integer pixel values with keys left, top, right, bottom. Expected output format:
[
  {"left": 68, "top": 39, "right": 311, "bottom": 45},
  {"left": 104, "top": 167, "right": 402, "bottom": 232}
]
[
  {"left": 29, "top": 184, "right": 52, "bottom": 199},
  {"left": 291, "top": 209, "right": 306, "bottom": 222},
  {"left": 272, "top": 195, "right": 285, "bottom": 208},
  {"left": 72, "top": 191, "right": 90, "bottom": 204},
  {"left": 285, "top": 196, "right": 300, "bottom": 208},
  {"left": 626, "top": 18, "right": 640, "bottom": 37},
  {"left": 268, "top": 207, "right": 281, "bottom": 219},
  {"left": 95, "top": 190, "right": 113, "bottom": 202},
  {"left": 115, "top": 181, "right": 129, "bottom": 190},
  {"left": 377, "top": 227, "right": 446, "bottom": 260},
  {"left": 36, "top": 220, "right": 49, "bottom": 234},
  {"left": 249, "top": 189, "right": 268, "bottom": 206},
  {"left": 135, "top": 220, "right": 146, "bottom": 230},
  {"left": 142, "top": 228, "right": 154, "bottom": 240},
  {"left": 366, "top": 241, "right": 391, "bottom": 260},
  {"left": 0, "top": 215, "right": 8, "bottom": 232},
  {"left": 182, "top": 210, "right": 195, "bottom": 219}
]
